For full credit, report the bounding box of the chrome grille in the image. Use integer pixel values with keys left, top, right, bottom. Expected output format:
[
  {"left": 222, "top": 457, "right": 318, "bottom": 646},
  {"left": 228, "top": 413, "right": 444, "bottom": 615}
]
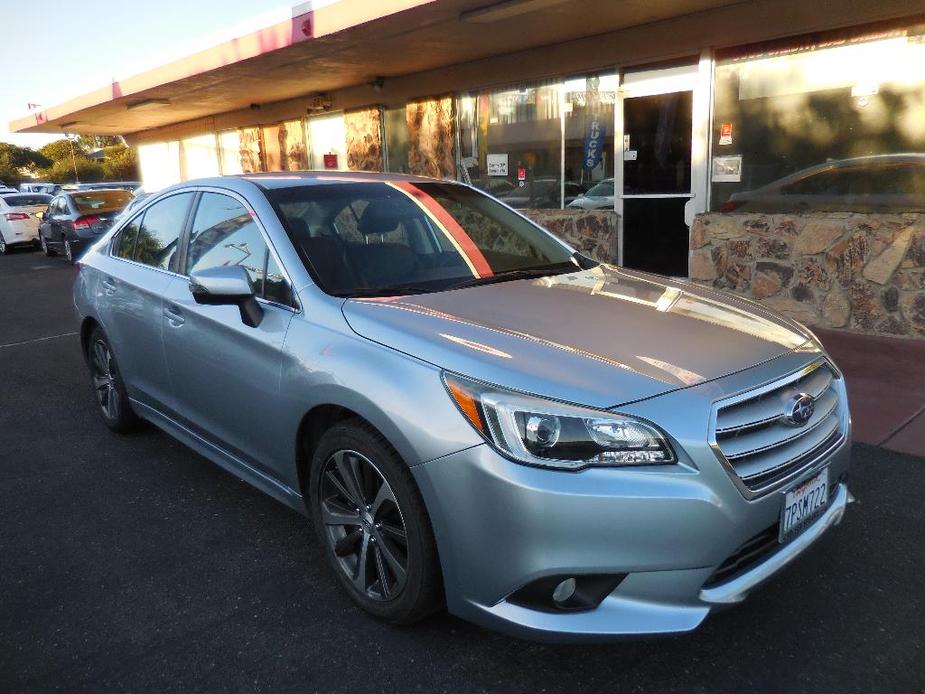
[{"left": 713, "top": 362, "right": 844, "bottom": 495}]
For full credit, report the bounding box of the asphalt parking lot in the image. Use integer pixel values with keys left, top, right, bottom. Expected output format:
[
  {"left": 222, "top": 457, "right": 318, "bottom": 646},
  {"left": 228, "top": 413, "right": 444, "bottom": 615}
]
[{"left": 1, "top": 249, "right": 923, "bottom": 693}]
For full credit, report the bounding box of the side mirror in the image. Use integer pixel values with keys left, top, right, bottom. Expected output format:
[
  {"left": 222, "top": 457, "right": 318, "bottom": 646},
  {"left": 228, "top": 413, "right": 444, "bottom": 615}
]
[{"left": 188, "top": 266, "right": 264, "bottom": 328}]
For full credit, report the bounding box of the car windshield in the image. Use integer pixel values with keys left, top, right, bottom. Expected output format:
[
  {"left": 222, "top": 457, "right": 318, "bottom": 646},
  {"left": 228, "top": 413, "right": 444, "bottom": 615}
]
[
  {"left": 71, "top": 190, "right": 132, "bottom": 212},
  {"left": 268, "top": 181, "right": 587, "bottom": 297},
  {"left": 3, "top": 194, "right": 51, "bottom": 207},
  {"left": 585, "top": 181, "right": 614, "bottom": 197}
]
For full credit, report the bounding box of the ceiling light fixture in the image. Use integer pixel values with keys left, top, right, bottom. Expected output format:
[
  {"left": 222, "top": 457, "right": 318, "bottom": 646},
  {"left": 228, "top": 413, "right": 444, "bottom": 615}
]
[
  {"left": 126, "top": 98, "right": 171, "bottom": 111},
  {"left": 461, "top": 0, "right": 569, "bottom": 23}
]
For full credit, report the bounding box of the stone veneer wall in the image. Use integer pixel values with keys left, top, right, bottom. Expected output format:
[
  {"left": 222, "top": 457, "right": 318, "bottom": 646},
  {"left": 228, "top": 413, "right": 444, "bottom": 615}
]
[
  {"left": 406, "top": 96, "right": 456, "bottom": 179},
  {"left": 522, "top": 209, "right": 618, "bottom": 264},
  {"left": 690, "top": 212, "right": 925, "bottom": 338},
  {"left": 344, "top": 107, "right": 384, "bottom": 172}
]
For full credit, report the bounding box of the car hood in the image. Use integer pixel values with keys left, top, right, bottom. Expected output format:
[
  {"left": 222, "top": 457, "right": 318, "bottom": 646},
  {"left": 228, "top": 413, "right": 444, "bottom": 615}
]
[{"left": 341, "top": 265, "right": 814, "bottom": 408}]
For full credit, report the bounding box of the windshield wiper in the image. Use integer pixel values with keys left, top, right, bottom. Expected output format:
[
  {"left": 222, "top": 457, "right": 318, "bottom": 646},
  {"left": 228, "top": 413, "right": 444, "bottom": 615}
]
[
  {"left": 446, "top": 262, "right": 579, "bottom": 291},
  {"left": 340, "top": 284, "right": 442, "bottom": 298}
]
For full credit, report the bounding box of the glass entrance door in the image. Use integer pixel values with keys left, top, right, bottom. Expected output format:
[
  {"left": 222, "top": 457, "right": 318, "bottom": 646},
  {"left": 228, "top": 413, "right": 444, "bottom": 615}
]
[{"left": 618, "top": 63, "right": 698, "bottom": 277}]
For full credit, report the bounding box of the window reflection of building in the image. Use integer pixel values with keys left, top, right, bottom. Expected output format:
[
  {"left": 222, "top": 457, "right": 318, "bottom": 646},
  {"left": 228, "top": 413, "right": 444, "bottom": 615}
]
[
  {"left": 456, "top": 74, "right": 616, "bottom": 209},
  {"left": 711, "top": 24, "right": 925, "bottom": 212}
]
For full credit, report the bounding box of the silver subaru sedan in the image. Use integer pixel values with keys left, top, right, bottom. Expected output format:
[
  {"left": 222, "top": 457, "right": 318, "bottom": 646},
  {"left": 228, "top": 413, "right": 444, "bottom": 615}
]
[{"left": 73, "top": 172, "right": 852, "bottom": 641}]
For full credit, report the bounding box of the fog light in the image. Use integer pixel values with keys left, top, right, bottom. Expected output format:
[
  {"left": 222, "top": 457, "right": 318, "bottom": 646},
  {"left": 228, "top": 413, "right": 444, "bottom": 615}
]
[
  {"left": 508, "top": 573, "right": 627, "bottom": 612},
  {"left": 552, "top": 577, "right": 577, "bottom": 604}
]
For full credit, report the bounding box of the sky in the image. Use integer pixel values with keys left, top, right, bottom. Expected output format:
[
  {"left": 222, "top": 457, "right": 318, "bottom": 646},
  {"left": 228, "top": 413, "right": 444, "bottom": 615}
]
[{"left": 0, "top": 0, "right": 299, "bottom": 149}]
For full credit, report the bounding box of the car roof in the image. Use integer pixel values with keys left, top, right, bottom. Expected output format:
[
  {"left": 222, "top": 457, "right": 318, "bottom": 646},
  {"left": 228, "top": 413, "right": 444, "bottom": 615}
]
[
  {"left": 66, "top": 188, "right": 133, "bottom": 195},
  {"left": 225, "top": 171, "right": 447, "bottom": 191}
]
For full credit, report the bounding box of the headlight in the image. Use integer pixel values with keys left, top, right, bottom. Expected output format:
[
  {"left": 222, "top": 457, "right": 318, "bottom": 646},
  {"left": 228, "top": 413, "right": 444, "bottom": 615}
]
[{"left": 443, "top": 373, "right": 675, "bottom": 470}]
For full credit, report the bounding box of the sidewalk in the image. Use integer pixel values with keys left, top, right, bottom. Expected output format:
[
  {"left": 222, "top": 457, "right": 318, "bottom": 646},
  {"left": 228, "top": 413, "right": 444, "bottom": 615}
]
[{"left": 817, "top": 329, "right": 925, "bottom": 457}]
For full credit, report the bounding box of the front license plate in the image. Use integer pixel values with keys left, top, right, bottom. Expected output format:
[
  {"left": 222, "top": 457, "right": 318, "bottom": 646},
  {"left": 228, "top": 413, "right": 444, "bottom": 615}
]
[{"left": 779, "top": 468, "right": 828, "bottom": 543}]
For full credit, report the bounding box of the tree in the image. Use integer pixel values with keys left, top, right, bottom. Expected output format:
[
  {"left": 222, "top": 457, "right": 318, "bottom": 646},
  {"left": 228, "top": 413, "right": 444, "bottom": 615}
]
[
  {"left": 77, "top": 134, "right": 123, "bottom": 150},
  {"left": 102, "top": 146, "right": 139, "bottom": 180},
  {"left": 45, "top": 158, "right": 105, "bottom": 183},
  {"left": 0, "top": 143, "right": 51, "bottom": 169},
  {"left": 39, "top": 138, "right": 85, "bottom": 163},
  {"left": 0, "top": 143, "right": 53, "bottom": 185}
]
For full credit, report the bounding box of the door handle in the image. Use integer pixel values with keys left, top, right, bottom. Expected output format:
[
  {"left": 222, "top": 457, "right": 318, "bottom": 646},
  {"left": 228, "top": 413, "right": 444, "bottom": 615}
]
[
  {"left": 164, "top": 305, "right": 185, "bottom": 327},
  {"left": 102, "top": 278, "right": 117, "bottom": 295}
]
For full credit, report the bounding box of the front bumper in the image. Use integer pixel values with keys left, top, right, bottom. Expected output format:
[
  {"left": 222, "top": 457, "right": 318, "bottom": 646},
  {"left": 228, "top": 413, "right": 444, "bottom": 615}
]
[{"left": 412, "top": 357, "right": 852, "bottom": 642}]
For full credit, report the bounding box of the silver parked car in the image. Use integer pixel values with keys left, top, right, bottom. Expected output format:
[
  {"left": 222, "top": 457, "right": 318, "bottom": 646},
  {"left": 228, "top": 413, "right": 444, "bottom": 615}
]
[{"left": 74, "top": 173, "right": 852, "bottom": 641}]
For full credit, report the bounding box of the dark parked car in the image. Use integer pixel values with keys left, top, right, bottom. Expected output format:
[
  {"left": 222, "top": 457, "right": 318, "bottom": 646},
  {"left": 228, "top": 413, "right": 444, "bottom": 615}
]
[
  {"left": 77, "top": 181, "right": 142, "bottom": 193},
  {"left": 39, "top": 189, "right": 134, "bottom": 263},
  {"left": 721, "top": 153, "right": 925, "bottom": 213},
  {"left": 498, "top": 177, "right": 587, "bottom": 209}
]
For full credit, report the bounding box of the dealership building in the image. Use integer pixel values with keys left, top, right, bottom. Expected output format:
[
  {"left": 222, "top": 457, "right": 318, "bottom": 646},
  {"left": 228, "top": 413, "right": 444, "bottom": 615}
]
[{"left": 12, "top": 0, "right": 925, "bottom": 338}]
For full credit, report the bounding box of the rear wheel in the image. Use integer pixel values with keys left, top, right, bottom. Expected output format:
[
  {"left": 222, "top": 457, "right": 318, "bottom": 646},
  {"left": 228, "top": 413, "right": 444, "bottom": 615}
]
[
  {"left": 0, "top": 237, "right": 7, "bottom": 255},
  {"left": 63, "top": 238, "right": 74, "bottom": 264},
  {"left": 309, "top": 420, "right": 443, "bottom": 624},
  {"left": 87, "top": 327, "right": 140, "bottom": 433}
]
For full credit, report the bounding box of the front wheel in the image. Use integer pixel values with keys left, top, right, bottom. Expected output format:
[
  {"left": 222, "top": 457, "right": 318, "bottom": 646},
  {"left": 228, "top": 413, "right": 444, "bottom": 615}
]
[
  {"left": 87, "top": 327, "right": 141, "bottom": 433},
  {"left": 41, "top": 235, "right": 55, "bottom": 257},
  {"left": 309, "top": 421, "right": 443, "bottom": 624}
]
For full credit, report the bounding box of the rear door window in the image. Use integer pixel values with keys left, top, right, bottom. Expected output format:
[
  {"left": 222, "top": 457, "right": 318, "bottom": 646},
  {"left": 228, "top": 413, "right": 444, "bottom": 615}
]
[{"left": 133, "top": 193, "right": 194, "bottom": 272}]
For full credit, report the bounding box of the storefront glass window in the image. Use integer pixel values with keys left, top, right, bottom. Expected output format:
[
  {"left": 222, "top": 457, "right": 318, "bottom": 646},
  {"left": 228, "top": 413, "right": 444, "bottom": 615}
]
[
  {"left": 384, "top": 106, "right": 411, "bottom": 173},
  {"left": 218, "top": 130, "right": 243, "bottom": 175},
  {"left": 138, "top": 141, "right": 181, "bottom": 190},
  {"left": 711, "top": 25, "right": 925, "bottom": 212},
  {"left": 458, "top": 83, "right": 563, "bottom": 209},
  {"left": 307, "top": 113, "right": 347, "bottom": 171},
  {"left": 181, "top": 134, "right": 220, "bottom": 179},
  {"left": 563, "top": 73, "right": 617, "bottom": 207}
]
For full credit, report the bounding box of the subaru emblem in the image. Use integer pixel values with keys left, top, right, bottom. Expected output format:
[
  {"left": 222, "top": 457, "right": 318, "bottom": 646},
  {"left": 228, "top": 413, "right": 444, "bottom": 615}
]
[{"left": 784, "top": 393, "right": 815, "bottom": 427}]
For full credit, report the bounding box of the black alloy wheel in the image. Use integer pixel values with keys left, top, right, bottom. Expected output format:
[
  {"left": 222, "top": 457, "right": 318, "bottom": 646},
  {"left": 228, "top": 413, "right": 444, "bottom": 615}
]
[
  {"left": 319, "top": 449, "right": 409, "bottom": 601},
  {"left": 87, "top": 327, "right": 140, "bottom": 433},
  {"left": 91, "top": 339, "right": 121, "bottom": 422},
  {"left": 309, "top": 421, "right": 443, "bottom": 623}
]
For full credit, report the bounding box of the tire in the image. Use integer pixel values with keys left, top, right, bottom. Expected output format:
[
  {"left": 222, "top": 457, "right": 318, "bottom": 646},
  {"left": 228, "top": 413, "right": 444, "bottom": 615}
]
[
  {"left": 41, "top": 235, "right": 55, "bottom": 257},
  {"left": 309, "top": 420, "right": 443, "bottom": 624},
  {"left": 63, "top": 238, "right": 74, "bottom": 264},
  {"left": 87, "top": 327, "right": 141, "bottom": 433},
  {"left": 0, "top": 237, "right": 7, "bottom": 255}
]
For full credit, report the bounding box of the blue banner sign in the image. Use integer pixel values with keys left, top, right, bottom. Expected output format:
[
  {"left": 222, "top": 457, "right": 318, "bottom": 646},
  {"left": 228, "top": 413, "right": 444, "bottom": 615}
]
[{"left": 583, "top": 116, "right": 606, "bottom": 171}]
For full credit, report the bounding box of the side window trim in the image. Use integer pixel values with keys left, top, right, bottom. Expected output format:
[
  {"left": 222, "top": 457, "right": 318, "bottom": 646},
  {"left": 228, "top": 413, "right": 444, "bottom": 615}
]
[
  {"left": 174, "top": 190, "right": 201, "bottom": 277},
  {"left": 185, "top": 186, "right": 300, "bottom": 312},
  {"left": 126, "top": 211, "right": 144, "bottom": 261}
]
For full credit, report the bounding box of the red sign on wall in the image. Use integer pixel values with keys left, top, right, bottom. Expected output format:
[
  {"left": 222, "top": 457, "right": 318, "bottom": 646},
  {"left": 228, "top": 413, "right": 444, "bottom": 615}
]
[
  {"left": 323, "top": 153, "right": 338, "bottom": 169},
  {"left": 719, "top": 123, "right": 733, "bottom": 146},
  {"left": 517, "top": 167, "right": 527, "bottom": 181}
]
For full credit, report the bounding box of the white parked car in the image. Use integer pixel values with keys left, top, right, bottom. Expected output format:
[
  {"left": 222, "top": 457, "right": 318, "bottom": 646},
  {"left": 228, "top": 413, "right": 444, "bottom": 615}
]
[
  {"left": 567, "top": 178, "right": 615, "bottom": 210},
  {"left": 0, "top": 193, "right": 52, "bottom": 254}
]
